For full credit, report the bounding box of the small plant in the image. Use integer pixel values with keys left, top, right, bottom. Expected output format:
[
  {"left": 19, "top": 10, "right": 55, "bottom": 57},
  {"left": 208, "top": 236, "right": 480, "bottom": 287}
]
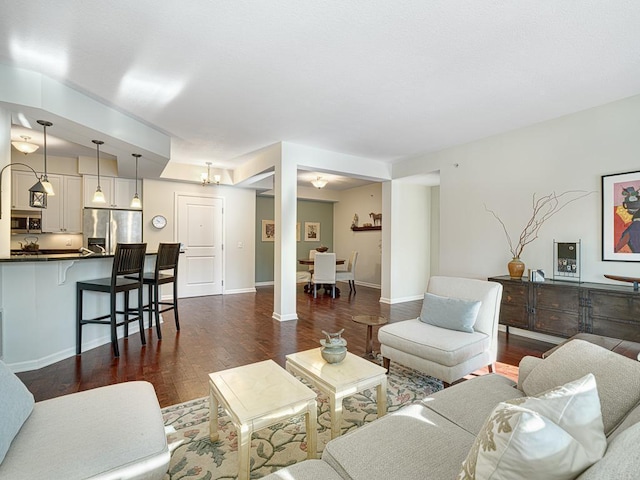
[{"left": 485, "top": 190, "right": 594, "bottom": 258}]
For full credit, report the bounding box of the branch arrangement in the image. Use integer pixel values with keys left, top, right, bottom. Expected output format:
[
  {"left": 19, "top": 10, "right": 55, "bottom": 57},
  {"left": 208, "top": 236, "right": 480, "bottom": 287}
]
[{"left": 485, "top": 191, "right": 595, "bottom": 259}]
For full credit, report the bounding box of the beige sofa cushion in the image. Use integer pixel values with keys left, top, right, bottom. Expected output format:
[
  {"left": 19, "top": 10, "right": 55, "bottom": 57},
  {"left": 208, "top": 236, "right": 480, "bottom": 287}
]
[
  {"left": 378, "top": 319, "right": 490, "bottom": 367},
  {"left": 459, "top": 373, "right": 606, "bottom": 480},
  {"left": 521, "top": 339, "right": 640, "bottom": 434},
  {"left": 577, "top": 422, "right": 640, "bottom": 480}
]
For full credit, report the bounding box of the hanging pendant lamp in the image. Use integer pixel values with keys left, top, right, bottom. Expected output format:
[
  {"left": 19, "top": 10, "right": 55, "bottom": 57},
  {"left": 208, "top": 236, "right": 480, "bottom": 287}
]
[
  {"left": 36, "top": 120, "right": 55, "bottom": 196},
  {"left": 130, "top": 153, "right": 142, "bottom": 208},
  {"left": 92, "top": 140, "right": 106, "bottom": 204}
]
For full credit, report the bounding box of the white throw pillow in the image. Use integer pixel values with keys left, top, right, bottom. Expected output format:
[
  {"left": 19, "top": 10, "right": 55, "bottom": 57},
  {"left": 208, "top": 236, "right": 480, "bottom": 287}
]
[
  {"left": 458, "top": 373, "right": 606, "bottom": 480},
  {"left": 418, "top": 292, "right": 481, "bottom": 333}
]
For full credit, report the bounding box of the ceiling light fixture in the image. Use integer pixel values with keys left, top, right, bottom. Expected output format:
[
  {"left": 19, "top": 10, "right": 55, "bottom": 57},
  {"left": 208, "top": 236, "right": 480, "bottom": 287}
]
[
  {"left": 201, "top": 162, "right": 220, "bottom": 186},
  {"left": 36, "top": 120, "right": 55, "bottom": 196},
  {"left": 11, "top": 135, "right": 39, "bottom": 155},
  {"left": 311, "top": 176, "right": 328, "bottom": 189},
  {"left": 92, "top": 140, "right": 106, "bottom": 204},
  {"left": 131, "top": 153, "right": 142, "bottom": 208}
]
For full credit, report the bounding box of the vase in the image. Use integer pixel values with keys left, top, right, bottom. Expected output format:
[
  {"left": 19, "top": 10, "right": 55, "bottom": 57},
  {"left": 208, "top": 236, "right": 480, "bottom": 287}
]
[
  {"left": 320, "top": 329, "right": 348, "bottom": 364},
  {"left": 508, "top": 257, "right": 525, "bottom": 279}
]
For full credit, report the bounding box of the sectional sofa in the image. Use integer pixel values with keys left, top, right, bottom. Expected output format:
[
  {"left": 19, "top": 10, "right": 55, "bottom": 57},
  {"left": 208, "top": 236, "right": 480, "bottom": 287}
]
[{"left": 262, "top": 339, "right": 640, "bottom": 479}]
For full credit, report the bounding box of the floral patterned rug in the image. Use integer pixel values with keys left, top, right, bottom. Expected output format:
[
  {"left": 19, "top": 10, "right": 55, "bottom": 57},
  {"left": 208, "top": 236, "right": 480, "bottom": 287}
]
[{"left": 162, "top": 360, "right": 442, "bottom": 479}]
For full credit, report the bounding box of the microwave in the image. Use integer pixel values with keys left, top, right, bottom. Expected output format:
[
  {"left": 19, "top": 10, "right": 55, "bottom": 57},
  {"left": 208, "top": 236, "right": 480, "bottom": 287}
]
[{"left": 11, "top": 211, "right": 42, "bottom": 234}]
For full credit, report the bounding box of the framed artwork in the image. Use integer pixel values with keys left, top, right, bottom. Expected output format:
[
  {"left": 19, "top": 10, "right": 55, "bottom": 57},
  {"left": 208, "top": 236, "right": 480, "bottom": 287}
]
[
  {"left": 553, "top": 240, "right": 581, "bottom": 281},
  {"left": 304, "top": 222, "right": 320, "bottom": 242},
  {"left": 602, "top": 170, "right": 640, "bottom": 261},
  {"left": 261, "top": 219, "right": 275, "bottom": 242},
  {"left": 296, "top": 222, "right": 301, "bottom": 242}
]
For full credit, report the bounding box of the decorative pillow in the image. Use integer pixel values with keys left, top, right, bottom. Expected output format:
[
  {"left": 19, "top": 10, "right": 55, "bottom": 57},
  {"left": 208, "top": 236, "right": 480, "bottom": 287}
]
[
  {"left": 521, "top": 339, "right": 640, "bottom": 434},
  {"left": 0, "top": 359, "right": 35, "bottom": 464},
  {"left": 418, "top": 292, "right": 481, "bottom": 333},
  {"left": 458, "top": 373, "right": 606, "bottom": 480}
]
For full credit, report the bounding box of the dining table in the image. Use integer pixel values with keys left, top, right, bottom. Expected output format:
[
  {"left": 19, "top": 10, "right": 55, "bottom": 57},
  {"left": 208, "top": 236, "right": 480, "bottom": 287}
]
[{"left": 299, "top": 257, "right": 345, "bottom": 295}]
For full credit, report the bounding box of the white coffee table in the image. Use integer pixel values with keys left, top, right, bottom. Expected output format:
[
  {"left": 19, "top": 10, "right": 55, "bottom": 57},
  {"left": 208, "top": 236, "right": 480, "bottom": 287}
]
[
  {"left": 208, "top": 359, "right": 318, "bottom": 480},
  {"left": 285, "top": 348, "right": 388, "bottom": 439}
]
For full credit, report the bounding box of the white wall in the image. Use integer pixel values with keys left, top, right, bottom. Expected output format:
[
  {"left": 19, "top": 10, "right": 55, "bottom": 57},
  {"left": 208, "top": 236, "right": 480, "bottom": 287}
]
[
  {"left": 333, "top": 183, "right": 383, "bottom": 287},
  {"left": 394, "top": 94, "right": 640, "bottom": 283},
  {"left": 142, "top": 179, "right": 256, "bottom": 292}
]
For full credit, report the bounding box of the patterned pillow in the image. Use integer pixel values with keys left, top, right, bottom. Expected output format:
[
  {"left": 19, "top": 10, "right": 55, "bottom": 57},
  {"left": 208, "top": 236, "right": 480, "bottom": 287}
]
[{"left": 458, "top": 373, "right": 606, "bottom": 480}]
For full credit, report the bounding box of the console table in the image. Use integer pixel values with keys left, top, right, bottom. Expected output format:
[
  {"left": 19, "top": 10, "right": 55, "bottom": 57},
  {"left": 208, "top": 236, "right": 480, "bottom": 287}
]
[{"left": 488, "top": 275, "right": 640, "bottom": 342}]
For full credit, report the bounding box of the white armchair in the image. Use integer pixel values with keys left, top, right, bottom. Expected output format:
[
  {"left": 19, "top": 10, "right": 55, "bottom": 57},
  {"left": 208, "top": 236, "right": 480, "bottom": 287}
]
[{"left": 378, "top": 276, "right": 503, "bottom": 386}]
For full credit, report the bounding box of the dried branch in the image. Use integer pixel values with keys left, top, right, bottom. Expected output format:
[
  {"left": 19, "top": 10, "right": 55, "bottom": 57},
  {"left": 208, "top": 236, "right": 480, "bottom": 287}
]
[{"left": 485, "top": 190, "right": 595, "bottom": 259}]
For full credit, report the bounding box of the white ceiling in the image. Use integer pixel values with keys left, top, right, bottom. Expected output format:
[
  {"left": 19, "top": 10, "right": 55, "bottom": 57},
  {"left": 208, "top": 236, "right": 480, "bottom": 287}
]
[{"left": 1, "top": 1, "right": 640, "bottom": 187}]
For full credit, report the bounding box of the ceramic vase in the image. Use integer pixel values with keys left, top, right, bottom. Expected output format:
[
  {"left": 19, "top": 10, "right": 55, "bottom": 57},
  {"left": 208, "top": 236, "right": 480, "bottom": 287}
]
[
  {"left": 320, "top": 329, "right": 348, "bottom": 364},
  {"left": 508, "top": 257, "right": 525, "bottom": 279}
]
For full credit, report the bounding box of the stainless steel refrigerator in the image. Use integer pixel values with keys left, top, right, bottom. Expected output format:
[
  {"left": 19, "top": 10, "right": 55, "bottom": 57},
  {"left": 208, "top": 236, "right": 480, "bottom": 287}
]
[{"left": 83, "top": 208, "right": 143, "bottom": 254}]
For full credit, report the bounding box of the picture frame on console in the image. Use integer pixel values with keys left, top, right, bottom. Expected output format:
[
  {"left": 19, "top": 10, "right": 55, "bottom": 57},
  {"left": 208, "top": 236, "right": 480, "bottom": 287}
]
[
  {"left": 553, "top": 240, "right": 581, "bottom": 282},
  {"left": 602, "top": 170, "right": 640, "bottom": 262}
]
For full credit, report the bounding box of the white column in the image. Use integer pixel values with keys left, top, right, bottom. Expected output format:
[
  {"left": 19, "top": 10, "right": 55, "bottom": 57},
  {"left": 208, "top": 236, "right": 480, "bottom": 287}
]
[
  {"left": 0, "top": 107, "right": 11, "bottom": 257},
  {"left": 272, "top": 154, "right": 298, "bottom": 321}
]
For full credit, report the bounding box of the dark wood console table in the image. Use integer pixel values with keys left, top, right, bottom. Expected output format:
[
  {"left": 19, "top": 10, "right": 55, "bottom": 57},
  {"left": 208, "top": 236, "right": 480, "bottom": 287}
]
[{"left": 489, "top": 275, "right": 640, "bottom": 343}]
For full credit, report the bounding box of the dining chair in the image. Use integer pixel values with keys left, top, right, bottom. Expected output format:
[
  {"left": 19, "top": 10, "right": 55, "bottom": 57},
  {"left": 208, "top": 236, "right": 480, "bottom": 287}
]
[
  {"left": 336, "top": 250, "right": 358, "bottom": 293},
  {"left": 311, "top": 252, "right": 337, "bottom": 298},
  {"left": 76, "top": 243, "right": 147, "bottom": 357},
  {"left": 140, "top": 242, "right": 181, "bottom": 339}
]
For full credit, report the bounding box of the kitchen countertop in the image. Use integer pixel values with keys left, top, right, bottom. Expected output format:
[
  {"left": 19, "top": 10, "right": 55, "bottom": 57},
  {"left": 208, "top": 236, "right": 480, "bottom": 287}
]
[{"left": 1, "top": 251, "right": 159, "bottom": 263}]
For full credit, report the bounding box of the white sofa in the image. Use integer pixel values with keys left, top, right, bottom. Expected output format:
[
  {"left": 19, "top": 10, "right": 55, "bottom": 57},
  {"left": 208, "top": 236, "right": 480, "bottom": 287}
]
[
  {"left": 0, "top": 359, "right": 170, "bottom": 480},
  {"left": 262, "top": 339, "right": 640, "bottom": 479}
]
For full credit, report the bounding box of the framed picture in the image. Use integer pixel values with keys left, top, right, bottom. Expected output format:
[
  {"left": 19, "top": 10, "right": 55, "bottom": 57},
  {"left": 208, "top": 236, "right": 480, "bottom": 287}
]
[
  {"left": 296, "top": 222, "right": 301, "bottom": 242},
  {"left": 304, "top": 222, "right": 320, "bottom": 242},
  {"left": 553, "top": 240, "right": 581, "bottom": 281},
  {"left": 261, "top": 219, "right": 275, "bottom": 242},
  {"left": 602, "top": 170, "right": 640, "bottom": 261}
]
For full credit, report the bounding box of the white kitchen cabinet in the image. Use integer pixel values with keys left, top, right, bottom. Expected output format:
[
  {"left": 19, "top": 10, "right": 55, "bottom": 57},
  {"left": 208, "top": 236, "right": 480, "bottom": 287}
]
[
  {"left": 83, "top": 175, "right": 141, "bottom": 209},
  {"left": 11, "top": 170, "right": 41, "bottom": 211},
  {"left": 41, "top": 174, "right": 83, "bottom": 233}
]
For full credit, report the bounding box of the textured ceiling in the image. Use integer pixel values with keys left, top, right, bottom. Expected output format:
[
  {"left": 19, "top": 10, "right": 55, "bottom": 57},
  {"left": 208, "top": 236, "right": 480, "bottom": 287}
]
[{"left": 1, "top": 1, "right": 640, "bottom": 177}]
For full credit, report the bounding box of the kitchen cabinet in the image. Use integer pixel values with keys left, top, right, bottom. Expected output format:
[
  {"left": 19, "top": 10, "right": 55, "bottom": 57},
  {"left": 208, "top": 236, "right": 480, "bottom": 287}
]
[
  {"left": 489, "top": 275, "right": 640, "bottom": 342},
  {"left": 11, "top": 170, "right": 41, "bottom": 211},
  {"left": 83, "top": 175, "right": 141, "bottom": 209},
  {"left": 41, "top": 174, "right": 83, "bottom": 233}
]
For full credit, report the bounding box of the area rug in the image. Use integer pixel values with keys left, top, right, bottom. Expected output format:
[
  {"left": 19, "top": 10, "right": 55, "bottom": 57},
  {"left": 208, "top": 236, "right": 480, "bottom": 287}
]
[{"left": 162, "top": 361, "right": 442, "bottom": 479}]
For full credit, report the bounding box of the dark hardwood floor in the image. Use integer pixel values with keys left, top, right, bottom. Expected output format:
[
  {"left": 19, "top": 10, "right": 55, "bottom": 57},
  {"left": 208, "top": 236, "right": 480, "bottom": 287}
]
[{"left": 17, "top": 284, "right": 554, "bottom": 408}]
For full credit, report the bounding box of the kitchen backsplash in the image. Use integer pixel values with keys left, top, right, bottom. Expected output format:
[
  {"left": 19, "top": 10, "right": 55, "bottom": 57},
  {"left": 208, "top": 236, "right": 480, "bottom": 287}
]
[{"left": 11, "top": 233, "right": 83, "bottom": 251}]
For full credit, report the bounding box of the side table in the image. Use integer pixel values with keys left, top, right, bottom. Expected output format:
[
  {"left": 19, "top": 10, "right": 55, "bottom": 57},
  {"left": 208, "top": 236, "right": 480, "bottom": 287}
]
[{"left": 352, "top": 315, "right": 387, "bottom": 358}]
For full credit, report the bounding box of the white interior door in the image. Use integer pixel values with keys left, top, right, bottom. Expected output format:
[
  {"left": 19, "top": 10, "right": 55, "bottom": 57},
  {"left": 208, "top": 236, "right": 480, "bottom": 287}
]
[{"left": 176, "top": 194, "right": 223, "bottom": 298}]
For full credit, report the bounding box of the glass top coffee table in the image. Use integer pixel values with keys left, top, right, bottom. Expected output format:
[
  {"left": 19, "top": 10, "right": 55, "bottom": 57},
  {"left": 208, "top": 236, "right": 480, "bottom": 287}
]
[
  {"left": 285, "top": 347, "right": 387, "bottom": 439},
  {"left": 208, "top": 359, "right": 318, "bottom": 480}
]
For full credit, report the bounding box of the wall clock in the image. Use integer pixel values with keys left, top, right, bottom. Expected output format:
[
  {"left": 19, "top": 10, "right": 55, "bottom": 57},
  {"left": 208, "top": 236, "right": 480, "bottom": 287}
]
[{"left": 151, "top": 215, "right": 167, "bottom": 229}]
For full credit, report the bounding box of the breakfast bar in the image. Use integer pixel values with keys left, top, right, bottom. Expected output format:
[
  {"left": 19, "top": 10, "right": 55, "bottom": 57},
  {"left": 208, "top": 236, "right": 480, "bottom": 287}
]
[{"left": 0, "top": 252, "right": 157, "bottom": 371}]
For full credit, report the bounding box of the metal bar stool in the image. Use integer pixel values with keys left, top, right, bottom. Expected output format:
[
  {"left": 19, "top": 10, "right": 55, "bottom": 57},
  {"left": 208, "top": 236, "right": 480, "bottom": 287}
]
[
  {"left": 142, "top": 242, "right": 181, "bottom": 339},
  {"left": 76, "top": 243, "right": 147, "bottom": 357}
]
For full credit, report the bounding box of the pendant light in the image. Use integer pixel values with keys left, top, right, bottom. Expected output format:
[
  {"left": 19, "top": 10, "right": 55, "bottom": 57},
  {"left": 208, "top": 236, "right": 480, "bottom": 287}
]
[
  {"left": 92, "top": 140, "right": 106, "bottom": 204},
  {"left": 11, "top": 135, "right": 39, "bottom": 155},
  {"left": 201, "top": 162, "right": 220, "bottom": 186},
  {"left": 130, "top": 153, "right": 142, "bottom": 208},
  {"left": 311, "top": 176, "right": 328, "bottom": 189},
  {"left": 36, "top": 120, "right": 55, "bottom": 196}
]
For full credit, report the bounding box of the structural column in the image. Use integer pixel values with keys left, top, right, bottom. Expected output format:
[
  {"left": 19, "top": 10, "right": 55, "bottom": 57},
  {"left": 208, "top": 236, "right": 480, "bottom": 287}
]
[
  {"left": 0, "top": 107, "right": 11, "bottom": 257},
  {"left": 272, "top": 153, "right": 298, "bottom": 321}
]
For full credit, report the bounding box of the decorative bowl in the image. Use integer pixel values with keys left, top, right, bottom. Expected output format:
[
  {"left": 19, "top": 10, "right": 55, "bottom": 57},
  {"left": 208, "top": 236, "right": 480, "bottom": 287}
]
[{"left": 316, "top": 245, "right": 329, "bottom": 252}]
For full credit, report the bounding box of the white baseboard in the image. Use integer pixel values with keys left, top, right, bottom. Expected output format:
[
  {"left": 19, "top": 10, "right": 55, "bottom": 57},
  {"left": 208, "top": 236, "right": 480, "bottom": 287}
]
[
  {"left": 272, "top": 312, "right": 298, "bottom": 322},
  {"left": 255, "top": 281, "right": 275, "bottom": 287},
  {"left": 379, "top": 294, "right": 424, "bottom": 305},
  {"left": 498, "top": 325, "right": 564, "bottom": 345},
  {"left": 224, "top": 287, "right": 258, "bottom": 294}
]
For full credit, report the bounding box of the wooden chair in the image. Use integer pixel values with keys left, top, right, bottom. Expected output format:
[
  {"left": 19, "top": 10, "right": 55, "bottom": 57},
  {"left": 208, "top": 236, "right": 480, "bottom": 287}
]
[
  {"left": 140, "top": 242, "right": 181, "bottom": 339},
  {"left": 76, "top": 243, "right": 147, "bottom": 357},
  {"left": 311, "top": 253, "right": 337, "bottom": 298}
]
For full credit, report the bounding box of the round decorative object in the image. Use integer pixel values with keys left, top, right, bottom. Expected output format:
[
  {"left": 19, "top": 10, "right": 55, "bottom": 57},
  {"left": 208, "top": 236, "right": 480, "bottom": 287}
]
[
  {"left": 316, "top": 245, "right": 329, "bottom": 252},
  {"left": 151, "top": 215, "right": 167, "bottom": 229},
  {"left": 320, "top": 329, "right": 348, "bottom": 364},
  {"left": 508, "top": 257, "right": 525, "bottom": 279}
]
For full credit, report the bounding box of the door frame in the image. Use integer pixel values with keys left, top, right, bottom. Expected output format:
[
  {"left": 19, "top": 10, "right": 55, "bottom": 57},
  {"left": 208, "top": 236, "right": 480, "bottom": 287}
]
[{"left": 174, "top": 191, "right": 225, "bottom": 296}]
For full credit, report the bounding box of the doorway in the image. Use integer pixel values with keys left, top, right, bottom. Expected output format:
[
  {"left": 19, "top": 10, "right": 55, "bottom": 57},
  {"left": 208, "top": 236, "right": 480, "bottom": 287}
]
[{"left": 176, "top": 194, "right": 224, "bottom": 297}]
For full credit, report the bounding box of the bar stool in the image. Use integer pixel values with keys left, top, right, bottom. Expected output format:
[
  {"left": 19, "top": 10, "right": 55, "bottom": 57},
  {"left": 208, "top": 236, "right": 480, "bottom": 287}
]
[
  {"left": 141, "top": 242, "right": 181, "bottom": 339},
  {"left": 76, "top": 243, "right": 147, "bottom": 357}
]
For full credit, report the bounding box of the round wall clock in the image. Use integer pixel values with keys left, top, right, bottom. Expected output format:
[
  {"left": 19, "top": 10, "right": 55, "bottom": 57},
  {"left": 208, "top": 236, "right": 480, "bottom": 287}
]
[{"left": 151, "top": 215, "right": 167, "bottom": 229}]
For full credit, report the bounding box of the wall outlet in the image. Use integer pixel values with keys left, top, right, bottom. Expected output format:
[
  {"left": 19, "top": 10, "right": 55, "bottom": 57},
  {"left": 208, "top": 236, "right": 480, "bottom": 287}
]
[
  {"left": 66, "top": 238, "right": 72, "bottom": 246},
  {"left": 237, "top": 241, "right": 244, "bottom": 249}
]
